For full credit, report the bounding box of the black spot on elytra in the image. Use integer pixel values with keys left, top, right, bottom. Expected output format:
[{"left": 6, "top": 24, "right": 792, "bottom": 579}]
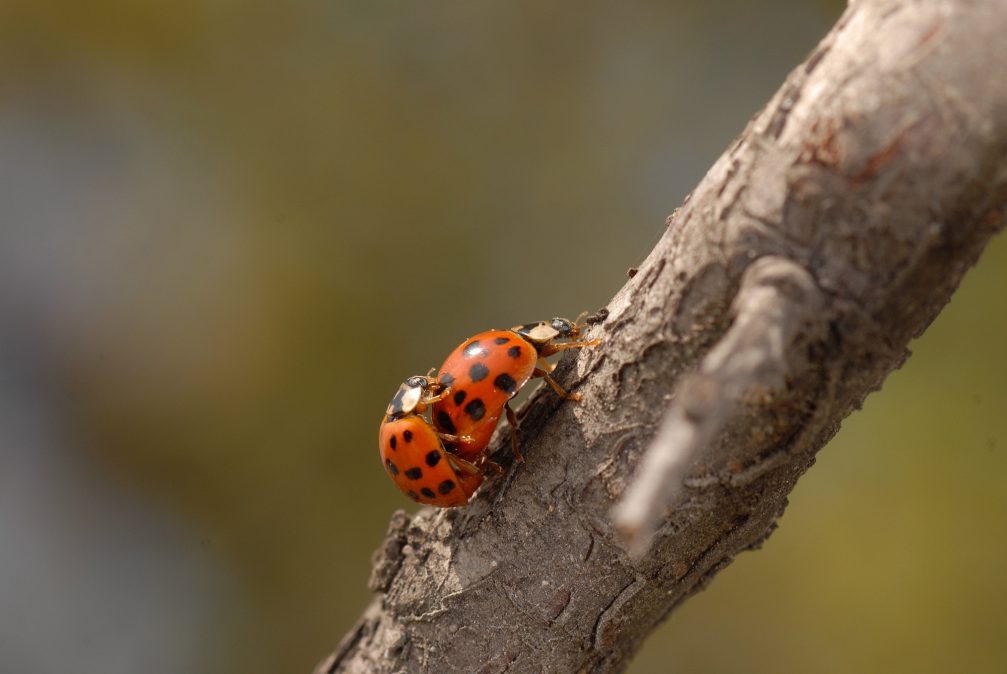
[
  {"left": 389, "top": 435, "right": 397, "bottom": 450},
  {"left": 453, "top": 389, "right": 467, "bottom": 405},
  {"left": 426, "top": 451, "right": 441, "bottom": 467},
  {"left": 403, "top": 429, "right": 413, "bottom": 442},
  {"left": 465, "top": 398, "right": 486, "bottom": 421},
  {"left": 421, "top": 487, "right": 436, "bottom": 499},
  {"left": 386, "top": 459, "right": 399, "bottom": 476},
  {"left": 438, "top": 479, "right": 456, "bottom": 495},
  {"left": 463, "top": 340, "right": 484, "bottom": 358},
  {"left": 405, "top": 467, "right": 423, "bottom": 480},
  {"left": 494, "top": 373, "right": 517, "bottom": 394},
  {"left": 437, "top": 410, "right": 457, "bottom": 434},
  {"left": 494, "top": 336, "right": 510, "bottom": 344},
  {"left": 407, "top": 490, "right": 420, "bottom": 501},
  {"left": 439, "top": 372, "right": 455, "bottom": 386},
  {"left": 469, "top": 363, "right": 490, "bottom": 382},
  {"left": 507, "top": 345, "right": 522, "bottom": 359}
]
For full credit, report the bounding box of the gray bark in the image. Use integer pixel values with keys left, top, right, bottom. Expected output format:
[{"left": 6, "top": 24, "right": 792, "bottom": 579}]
[{"left": 316, "top": 1, "right": 1007, "bottom": 672}]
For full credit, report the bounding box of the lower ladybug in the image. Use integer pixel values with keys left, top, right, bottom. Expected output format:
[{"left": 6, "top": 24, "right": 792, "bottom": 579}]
[
  {"left": 378, "top": 375, "right": 484, "bottom": 507},
  {"left": 432, "top": 316, "right": 601, "bottom": 462}
]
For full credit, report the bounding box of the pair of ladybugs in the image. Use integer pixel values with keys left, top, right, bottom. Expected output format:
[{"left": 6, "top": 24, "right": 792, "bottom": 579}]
[{"left": 378, "top": 317, "right": 600, "bottom": 507}]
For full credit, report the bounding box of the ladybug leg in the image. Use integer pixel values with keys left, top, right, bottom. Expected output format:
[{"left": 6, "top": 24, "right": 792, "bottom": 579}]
[
  {"left": 533, "top": 366, "right": 582, "bottom": 402},
  {"left": 452, "top": 450, "right": 503, "bottom": 475},
  {"left": 535, "top": 357, "right": 556, "bottom": 374},
  {"left": 437, "top": 432, "right": 477, "bottom": 446},
  {"left": 415, "top": 385, "right": 452, "bottom": 415},
  {"left": 447, "top": 454, "right": 482, "bottom": 476},
  {"left": 505, "top": 403, "right": 523, "bottom": 462},
  {"left": 422, "top": 387, "right": 452, "bottom": 406},
  {"left": 538, "top": 337, "right": 603, "bottom": 358},
  {"left": 481, "top": 457, "right": 504, "bottom": 476}
]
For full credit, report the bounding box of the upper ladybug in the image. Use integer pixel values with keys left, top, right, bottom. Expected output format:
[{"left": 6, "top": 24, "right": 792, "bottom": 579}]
[{"left": 432, "top": 316, "right": 600, "bottom": 463}]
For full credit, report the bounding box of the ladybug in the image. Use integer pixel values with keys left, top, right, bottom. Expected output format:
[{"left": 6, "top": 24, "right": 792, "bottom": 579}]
[
  {"left": 378, "top": 375, "right": 485, "bottom": 507},
  {"left": 432, "top": 316, "right": 601, "bottom": 462}
]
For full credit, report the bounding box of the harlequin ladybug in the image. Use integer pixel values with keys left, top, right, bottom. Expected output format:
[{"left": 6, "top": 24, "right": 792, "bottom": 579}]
[
  {"left": 378, "top": 375, "right": 484, "bottom": 507},
  {"left": 432, "top": 316, "right": 601, "bottom": 462}
]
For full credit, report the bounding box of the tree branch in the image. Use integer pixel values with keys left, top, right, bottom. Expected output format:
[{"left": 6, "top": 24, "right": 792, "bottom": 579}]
[{"left": 317, "top": 1, "right": 1007, "bottom": 672}]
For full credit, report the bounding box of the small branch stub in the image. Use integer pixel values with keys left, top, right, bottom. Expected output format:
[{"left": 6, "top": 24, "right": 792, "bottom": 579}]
[{"left": 612, "top": 257, "right": 823, "bottom": 557}]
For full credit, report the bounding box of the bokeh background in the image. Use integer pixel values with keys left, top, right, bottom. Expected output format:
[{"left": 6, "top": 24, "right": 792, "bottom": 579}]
[{"left": 1, "top": 1, "right": 1004, "bottom": 673}]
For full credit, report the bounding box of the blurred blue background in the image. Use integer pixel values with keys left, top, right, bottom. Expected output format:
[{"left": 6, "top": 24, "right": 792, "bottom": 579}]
[{"left": 1, "top": 2, "right": 1004, "bottom": 673}]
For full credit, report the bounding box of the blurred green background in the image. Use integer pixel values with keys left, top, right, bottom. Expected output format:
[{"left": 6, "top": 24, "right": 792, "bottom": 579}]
[{"left": 1, "top": 2, "right": 1004, "bottom": 673}]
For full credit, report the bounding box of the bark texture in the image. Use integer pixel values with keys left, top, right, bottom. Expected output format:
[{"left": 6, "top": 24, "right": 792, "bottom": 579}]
[{"left": 317, "top": 1, "right": 1007, "bottom": 672}]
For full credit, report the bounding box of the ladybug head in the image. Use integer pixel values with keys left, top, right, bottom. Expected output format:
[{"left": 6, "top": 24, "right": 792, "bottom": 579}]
[
  {"left": 549, "top": 317, "right": 581, "bottom": 339},
  {"left": 386, "top": 375, "right": 439, "bottom": 419},
  {"left": 404, "top": 375, "right": 430, "bottom": 390}
]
